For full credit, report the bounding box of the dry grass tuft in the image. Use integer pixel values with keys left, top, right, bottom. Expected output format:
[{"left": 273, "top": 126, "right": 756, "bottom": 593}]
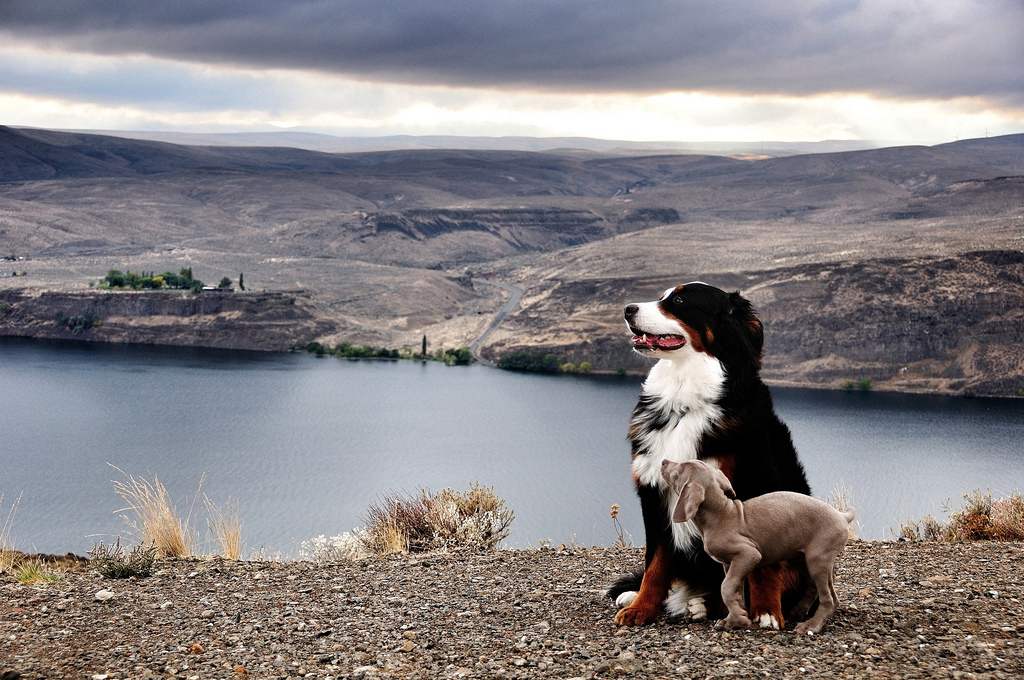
[
  {"left": 1, "top": 491, "right": 22, "bottom": 574},
  {"left": 110, "top": 465, "right": 202, "bottom": 557},
  {"left": 205, "top": 496, "right": 245, "bottom": 560},
  {"left": 14, "top": 560, "right": 64, "bottom": 584},
  {"left": 897, "top": 515, "right": 945, "bottom": 542},
  {"left": 898, "top": 489, "right": 1024, "bottom": 542},
  {"left": 826, "top": 480, "right": 861, "bottom": 540}
]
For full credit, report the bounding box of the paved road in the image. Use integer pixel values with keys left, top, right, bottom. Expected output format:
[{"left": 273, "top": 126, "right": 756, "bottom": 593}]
[{"left": 469, "top": 278, "right": 524, "bottom": 365}]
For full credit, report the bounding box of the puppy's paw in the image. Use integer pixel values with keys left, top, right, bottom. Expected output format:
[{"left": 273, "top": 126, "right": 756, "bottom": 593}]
[
  {"left": 615, "top": 591, "right": 638, "bottom": 609},
  {"left": 721, "top": 612, "right": 752, "bottom": 630},
  {"left": 756, "top": 613, "right": 780, "bottom": 630},
  {"left": 793, "top": 621, "right": 821, "bottom": 635}
]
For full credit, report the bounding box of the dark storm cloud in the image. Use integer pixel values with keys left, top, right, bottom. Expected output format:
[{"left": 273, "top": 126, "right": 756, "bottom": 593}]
[{"left": 1, "top": 0, "right": 1021, "bottom": 102}]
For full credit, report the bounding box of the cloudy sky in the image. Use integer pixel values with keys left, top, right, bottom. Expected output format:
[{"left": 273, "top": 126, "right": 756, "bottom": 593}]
[{"left": 1, "top": 0, "right": 1022, "bottom": 143}]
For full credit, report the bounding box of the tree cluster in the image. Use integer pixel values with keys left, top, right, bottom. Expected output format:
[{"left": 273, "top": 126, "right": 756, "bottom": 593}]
[
  {"left": 497, "top": 350, "right": 562, "bottom": 374},
  {"left": 497, "top": 351, "right": 594, "bottom": 374},
  {"left": 103, "top": 267, "right": 205, "bottom": 292}
]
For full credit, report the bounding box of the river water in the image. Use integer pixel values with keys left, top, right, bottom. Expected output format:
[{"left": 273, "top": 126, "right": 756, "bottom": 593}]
[{"left": 1, "top": 337, "right": 1021, "bottom": 555}]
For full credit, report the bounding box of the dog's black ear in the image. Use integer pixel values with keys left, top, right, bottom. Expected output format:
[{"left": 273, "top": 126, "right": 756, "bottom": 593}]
[
  {"left": 727, "top": 291, "right": 764, "bottom": 355},
  {"left": 673, "top": 482, "right": 705, "bottom": 523}
]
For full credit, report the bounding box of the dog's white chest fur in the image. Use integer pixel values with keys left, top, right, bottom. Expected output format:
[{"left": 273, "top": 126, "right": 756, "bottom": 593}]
[{"left": 631, "top": 351, "right": 725, "bottom": 552}]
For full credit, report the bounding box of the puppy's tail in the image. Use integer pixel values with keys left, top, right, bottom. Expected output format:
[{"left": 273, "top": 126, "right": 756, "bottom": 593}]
[{"left": 604, "top": 570, "right": 644, "bottom": 604}]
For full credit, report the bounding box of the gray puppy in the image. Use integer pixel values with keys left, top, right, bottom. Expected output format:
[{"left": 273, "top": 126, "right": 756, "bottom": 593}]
[{"left": 662, "top": 459, "right": 855, "bottom": 634}]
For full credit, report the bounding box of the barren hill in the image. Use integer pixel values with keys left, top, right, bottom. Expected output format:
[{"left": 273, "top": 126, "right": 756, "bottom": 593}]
[{"left": 1, "top": 127, "right": 1022, "bottom": 395}]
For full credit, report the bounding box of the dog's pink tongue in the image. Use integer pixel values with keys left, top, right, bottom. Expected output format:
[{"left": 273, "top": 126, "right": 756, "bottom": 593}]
[{"left": 655, "top": 335, "right": 686, "bottom": 349}]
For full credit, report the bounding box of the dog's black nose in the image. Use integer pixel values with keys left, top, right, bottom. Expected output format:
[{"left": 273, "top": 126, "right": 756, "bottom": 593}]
[{"left": 624, "top": 304, "right": 638, "bottom": 322}]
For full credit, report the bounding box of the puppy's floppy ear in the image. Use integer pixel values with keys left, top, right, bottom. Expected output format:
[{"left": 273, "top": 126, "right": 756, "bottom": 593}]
[
  {"left": 673, "top": 482, "right": 705, "bottom": 523},
  {"left": 715, "top": 468, "right": 737, "bottom": 499}
]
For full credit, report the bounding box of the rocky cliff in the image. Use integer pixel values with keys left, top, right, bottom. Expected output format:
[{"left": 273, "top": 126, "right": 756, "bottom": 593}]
[
  {"left": 0, "top": 288, "right": 336, "bottom": 351},
  {"left": 482, "top": 250, "right": 1024, "bottom": 397}
]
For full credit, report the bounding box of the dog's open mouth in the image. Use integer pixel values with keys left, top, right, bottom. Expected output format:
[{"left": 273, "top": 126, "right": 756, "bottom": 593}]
[{"left": 631, "top": 333, "right": 687, "bottom": 351}]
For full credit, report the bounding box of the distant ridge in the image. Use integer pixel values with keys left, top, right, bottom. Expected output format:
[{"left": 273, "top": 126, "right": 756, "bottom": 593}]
[
  {"left": 3, "top": 126, "right": 1024, "bottom": 395},
  {"left": 29, "top": 127, "right": 889, "bottom": 157}
]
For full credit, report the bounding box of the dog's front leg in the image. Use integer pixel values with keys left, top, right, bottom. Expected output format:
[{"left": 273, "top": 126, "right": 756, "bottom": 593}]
[
  {"left": 615, "top": 540, "right": 671, "bottom": 626},
  {"left": 748, "top": 561, "right": 803, "bottom": 630}
]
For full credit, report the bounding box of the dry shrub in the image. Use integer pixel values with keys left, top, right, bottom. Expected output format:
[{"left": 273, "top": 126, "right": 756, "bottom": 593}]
[
  {"left": 0, "top": 491, "right": 21, "bottom": 574},
  {"left": 360, "top": 482, "right": 514, "bottom": 556},
  {"left": 300, "top": 531, "right": 370, "bottom": 563},
  {"left": 110, "top": 465, "right": 202, "bottom": 557},
  {"left": 989, "top": 494, "right": 1024, "bottom": 541},
  {"left": 897, "top": 514, "right": 945, "bottom": 542},
  {"left": 87, "top": 538, "right": 159, "bottom": 579},
  {"left": 945, "top": 489, "right": 1024, "bottom": 542},
  {"left": 898, "top": 489, "right": 1024, "bottom": 542},
  {"left": 921, "top": 514, "right": 945, "bottom": 541},
  {"left": 205, "top": 496, "right": 245, "bottom": 560},
  {"left": 897, "top": 519, "right": 921, "bottom": 542}
]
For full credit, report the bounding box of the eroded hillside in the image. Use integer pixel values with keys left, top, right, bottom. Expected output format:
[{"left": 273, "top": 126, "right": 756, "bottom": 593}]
[{"left": 1, "top": 127, "right": 1022, "bottom": 395}]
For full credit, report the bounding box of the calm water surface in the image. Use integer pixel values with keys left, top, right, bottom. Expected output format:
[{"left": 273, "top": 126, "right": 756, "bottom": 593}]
[{"left": 1, "top": 338, "right": 1021, "bottom": 554}]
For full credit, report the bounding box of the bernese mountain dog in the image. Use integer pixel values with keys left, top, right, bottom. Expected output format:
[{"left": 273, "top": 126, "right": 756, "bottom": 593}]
[{"left": 608, "top": 282, "right": 812, "bottom": 628}]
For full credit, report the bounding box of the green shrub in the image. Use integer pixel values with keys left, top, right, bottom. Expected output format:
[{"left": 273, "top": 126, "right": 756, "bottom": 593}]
[
  {"left": 843, "top": 379, "right": 872, "bottom": 390},
  {"left": 497, "top": 350, "right": 562, "bottom": 374},
  {"left": 443, "top": 347, "right": 472, "bottom": 365},
  {"left": 104, "top": 269, "right": 126, "bottom": 287}
]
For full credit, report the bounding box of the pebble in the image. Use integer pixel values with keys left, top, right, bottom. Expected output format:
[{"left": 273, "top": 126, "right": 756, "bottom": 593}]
[{"left": 94, "top": 590, "right": 115, "bottom": 602}]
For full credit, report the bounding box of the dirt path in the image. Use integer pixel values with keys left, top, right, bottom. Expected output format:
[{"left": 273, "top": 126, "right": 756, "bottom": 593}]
[{"left": 469, "top": 279, "right": 524, "bottom": 365}]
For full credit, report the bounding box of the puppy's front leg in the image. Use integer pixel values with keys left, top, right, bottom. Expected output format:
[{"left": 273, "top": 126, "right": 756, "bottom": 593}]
[{"left": 718, "top": 551, "right": 761, "bottom": 630}]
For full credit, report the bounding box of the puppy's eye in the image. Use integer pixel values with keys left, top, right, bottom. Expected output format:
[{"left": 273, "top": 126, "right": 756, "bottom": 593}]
[{"left": 673, "top": 296, "right": 683, "bottom": 305}]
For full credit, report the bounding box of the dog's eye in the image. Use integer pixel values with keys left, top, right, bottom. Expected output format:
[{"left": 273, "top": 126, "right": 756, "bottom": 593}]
[{"left": 673, "top": 296, "right": 683, "bottom": 305}]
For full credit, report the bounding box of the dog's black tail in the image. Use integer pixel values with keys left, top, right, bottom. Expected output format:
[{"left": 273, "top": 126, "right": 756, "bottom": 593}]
[{"left": 604, "top": 570, "right": 644, "bottom": 601}]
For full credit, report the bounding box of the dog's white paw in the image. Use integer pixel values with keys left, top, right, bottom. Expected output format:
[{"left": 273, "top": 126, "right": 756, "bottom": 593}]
[
  {"left": 615, "top": 591, "right": 638, "bottom": 608},
  {"left": 687, "top": 597, "right": 707, "bottom": 622},
  {"left": 756, "top": 613, "right": 780, "bottom": 630}
]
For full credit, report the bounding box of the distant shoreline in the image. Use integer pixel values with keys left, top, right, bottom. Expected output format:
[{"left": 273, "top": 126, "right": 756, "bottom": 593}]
[{"left": 2, "top": 332, "right": 1021, "bottom": 401}]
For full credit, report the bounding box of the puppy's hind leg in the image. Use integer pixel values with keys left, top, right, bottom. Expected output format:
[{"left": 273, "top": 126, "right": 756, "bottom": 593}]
[
  {"left": 794, "top": 556, "right": 839, "bottom": 635},
  {"left": 789, "top": 578, "right": 818, "bottom": 624}
]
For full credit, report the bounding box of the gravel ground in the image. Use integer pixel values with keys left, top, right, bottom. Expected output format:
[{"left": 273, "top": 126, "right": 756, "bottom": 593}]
[{"left": 2, "top": 541, "right": 1022, "bottom": 679}]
